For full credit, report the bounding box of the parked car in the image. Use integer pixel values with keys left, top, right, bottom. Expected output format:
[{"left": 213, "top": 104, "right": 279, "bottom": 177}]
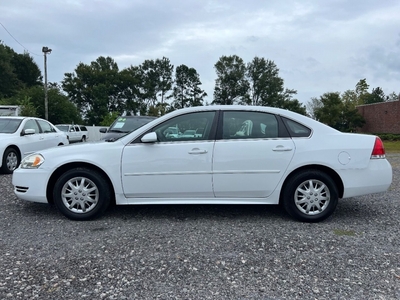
[
  {"left": 55, "top": 124, "right": 89, "bottom": 143},
  {"left": 0, "top": 116, "right": 69, "bottom": 174},
  {"left": 99, "top": 116, "right": 156, "bottom": 140},
  {"left": 12, "top": 105, "right": 392, "bottom": 222}
]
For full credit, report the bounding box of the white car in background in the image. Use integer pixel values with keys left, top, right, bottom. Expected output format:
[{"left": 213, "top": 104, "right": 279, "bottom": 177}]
[
  {"left": 55, "top": 124, "right": 89, "bottom": 143},
  {"left": 12, "top": 105, "right": 392, "bottom": 222},
  {"left": 0, "top": 116, "right": 69, "bottom": 174}
]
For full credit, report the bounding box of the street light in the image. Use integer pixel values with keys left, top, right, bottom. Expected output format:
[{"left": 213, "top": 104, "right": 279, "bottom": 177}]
[{"left": 42, "top": 46, "right": 52, "bottom": 120}]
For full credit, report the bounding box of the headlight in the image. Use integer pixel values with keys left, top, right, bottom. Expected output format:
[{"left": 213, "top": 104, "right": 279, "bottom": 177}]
[{"left": 20, "top": 154, "right": 45, "bottom": 169}]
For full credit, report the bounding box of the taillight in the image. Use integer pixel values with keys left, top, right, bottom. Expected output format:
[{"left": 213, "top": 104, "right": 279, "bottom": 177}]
[{"left": 371, "top": 137, "right": 385, "bottom": 159}]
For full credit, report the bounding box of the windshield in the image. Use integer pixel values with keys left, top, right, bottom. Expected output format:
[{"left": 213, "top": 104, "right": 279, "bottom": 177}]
[
  {"left": 0, "top": 118, "right": 22, "bottom": 133},
  {"left": 56, "top": 125, "right": 69, "bottom": 132},
  {"left": 108, "top": 117, "right": 155, "bottom": 133}
]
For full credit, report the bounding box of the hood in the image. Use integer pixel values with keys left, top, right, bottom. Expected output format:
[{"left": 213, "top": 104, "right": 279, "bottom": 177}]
[{"left": 101, "top": 132, "right": 128, "bottom": 141}]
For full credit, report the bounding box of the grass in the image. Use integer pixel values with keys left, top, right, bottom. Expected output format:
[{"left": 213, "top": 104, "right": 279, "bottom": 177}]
[{"left": 383, "top": 141, "right": 400, "bottom": 153}]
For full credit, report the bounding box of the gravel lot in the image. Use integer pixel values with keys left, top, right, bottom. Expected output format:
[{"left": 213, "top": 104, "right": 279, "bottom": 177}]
[{"left": 0, "top": 154, "right": 399, "bottom": 299}]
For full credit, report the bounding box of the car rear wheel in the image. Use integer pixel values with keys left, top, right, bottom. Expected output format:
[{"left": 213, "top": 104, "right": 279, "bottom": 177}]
[
  {"left": 53, "top": 168, "right": 111, "bottom": 220},
  {"left": 81, "top": 136, "right": 86, "bottom": 142},
  {"left": 282, "top": 170, "right": 338, "bottom": 222},
  {"left": 1, "top": 148, "right": 20, "bottom": 174}
]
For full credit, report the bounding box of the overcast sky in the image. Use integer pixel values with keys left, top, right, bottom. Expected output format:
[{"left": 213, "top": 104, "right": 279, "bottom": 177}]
[{"left": 2, "top": 0, "right": 400, "bottom": 104}]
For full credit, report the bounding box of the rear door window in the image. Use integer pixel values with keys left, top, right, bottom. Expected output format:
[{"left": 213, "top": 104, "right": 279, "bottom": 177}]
[
  {"left": 37, "top": 120, "right": 56, "bottom": 133},
  {"left": 222, "top": 111, "right": 279, "bottom": 139}
]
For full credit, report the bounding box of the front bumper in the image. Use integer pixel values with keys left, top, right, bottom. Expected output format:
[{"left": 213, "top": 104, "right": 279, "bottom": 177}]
[{"left": 12, "top": 168, "right": 50, "bottom": 203}]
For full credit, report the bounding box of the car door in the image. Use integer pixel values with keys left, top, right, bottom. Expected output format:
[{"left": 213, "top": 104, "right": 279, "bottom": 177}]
[
  {"left": 67, "top": 125, "right": 77, "bottom": 142},
  {"left": 36, "top": 119, "right": 62, "bottom": 148},
  {"left": 121, "top": 111, "right": 217, "bottom": 199},
  {"left": 18, "top": 119, "right": 44, "bottom": 157},
  {"left": 212, "top": 110, "right": 295, "bottom": 198}
]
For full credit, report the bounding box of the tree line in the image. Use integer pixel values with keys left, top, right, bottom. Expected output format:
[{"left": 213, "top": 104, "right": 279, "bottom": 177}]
[
  {"left": 307, "top": 79, "right": 400, "bottom": 132},
  {"left": 0, "top": 41, "right": 398, "bottom": 131}
]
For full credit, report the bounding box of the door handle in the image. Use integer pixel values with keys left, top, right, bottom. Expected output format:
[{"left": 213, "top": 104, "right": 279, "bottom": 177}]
[
  {"left": 273, "top": 146, "right": 293, "bottom": 152},
  {"left": 188, "top": 148, "right": 208, "bottom": 154}
]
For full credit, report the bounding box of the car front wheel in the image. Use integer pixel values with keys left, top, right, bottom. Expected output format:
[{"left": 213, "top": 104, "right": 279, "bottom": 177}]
[
  {"left": 1, "top": 148, "right": 20, "bottom": 174},
  {"left": 53, "top": 168, "right": 111, "bottom": 220},
  {"left": 282, "top": 170, "right": 338, "bottom": 222}
]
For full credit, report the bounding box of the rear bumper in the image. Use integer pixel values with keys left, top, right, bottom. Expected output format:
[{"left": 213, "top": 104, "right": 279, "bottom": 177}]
[{"left": 340, "top": 158, "right": 392, "bottom": 198}]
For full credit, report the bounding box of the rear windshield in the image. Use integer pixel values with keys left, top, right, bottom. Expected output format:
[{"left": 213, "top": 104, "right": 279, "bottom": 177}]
[{"left": 0, "top": 118, "right": 22, "bottom": 133}]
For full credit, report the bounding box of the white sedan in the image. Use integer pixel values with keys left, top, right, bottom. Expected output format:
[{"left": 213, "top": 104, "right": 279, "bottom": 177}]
[
  {"left": 0, "top": 116, "right": 69, "bottom": 174},
  {"left": 12, "top": 105, "right": 392, "bottom": 222}
]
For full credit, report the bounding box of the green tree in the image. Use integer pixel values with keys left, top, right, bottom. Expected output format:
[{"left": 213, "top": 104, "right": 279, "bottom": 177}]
[
  {"left": 62, "top": 56, "right": 123, "bottom": 125},
  {"left": 138, "top": 57, "right": 174, "bottom": 115},
  {"left": 213, "top": 55, "right": 249, "bottom": 104},
  {"left": 314, "top": 92, "right": 343, "bottom": 129},
  {"left": 19, "top": 96, "right": 38, "bottom": 117},
  {"left": 246, "top": 57, "right": 285, "bottom": 106},
  {"left": 245, "top": 57, "right": 305, "bottom": 114},
  {"left": 100, "top": 111, "right": 120, "bottom": 126},
  {"left": 355, "top": 78, "right": 369, "bottom": 95},
  {"left": 387, "top": 92, "right": 399, "bottom": 101},
  {"left": 306, "top": 97, "right": 323, "bottom": 119},
  {"left": 147, "top": 103, "right": 169, "bottom": 117},
  {"left": 212, "top": 55, "right": 305, "bottom": 114},
  {"left": 12, "top": 51, "right": 42, "bottom": 88},
  {"left": 341, "top": 89, "right": 358, "bottom": 107},
  {"left": 172, "top": 64, "right": 206, "bottom": 109},
  {"left": 156, "top": 57, "right": 174, "bottom": 105},
  {"left": 0, "top": 43, "right": 20, "bottom": 98},
  {"left": 119, "top": 66, "right": 143, "bottom": 116},
  {"left": 247, "top": 57, "right": 307, "bottom": 115},
  {"left": 341, "top": 100, "right": 365, "bottom": 132},
  {"left": 281, "top": 98, "right": 307, "bottom": 115},
  {"left": 0, "top": 42, "right": 41, "bottom": 99},
  {"left": 3, "top": 84, "right": 82, "bottom": 124},
  {"left": 139, "top": 59, "right": 158, "bottom": 109},
  {"left": 314, "top": 92, "right": 364, "bottom": 132},
  {"left": 364, "top": 87, "right": 385, "bottom": 104}
]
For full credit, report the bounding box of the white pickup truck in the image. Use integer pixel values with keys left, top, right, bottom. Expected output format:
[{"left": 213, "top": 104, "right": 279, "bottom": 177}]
[{"left": 55, "top": 124, "right": 89, "bottom": 143}]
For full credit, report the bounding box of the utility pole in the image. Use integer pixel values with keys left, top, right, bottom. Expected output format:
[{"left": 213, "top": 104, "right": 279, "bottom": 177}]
[{"left": 42, "top": 46, "right": 52, "bottom": 120}]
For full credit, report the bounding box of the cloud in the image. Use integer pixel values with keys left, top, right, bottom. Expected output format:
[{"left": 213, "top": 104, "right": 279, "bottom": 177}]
[{"left": 1, "top": 0, "right": 400, "bottom": 104}]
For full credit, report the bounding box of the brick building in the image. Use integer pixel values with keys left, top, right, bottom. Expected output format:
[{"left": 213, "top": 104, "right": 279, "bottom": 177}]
[{"left": 357, "top": 100, "right": 400, "bottom": 134}]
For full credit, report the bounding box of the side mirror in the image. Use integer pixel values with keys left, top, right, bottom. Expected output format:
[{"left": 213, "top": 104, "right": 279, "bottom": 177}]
[
  {"left": 99, "top": 128, "right": 107, "bottom": 133},
  {"left": 21, "top": 129, "right": 35, "bottom": 136},
  {"left": 141, "top": 132, "right": 158, "bottom": 143}
]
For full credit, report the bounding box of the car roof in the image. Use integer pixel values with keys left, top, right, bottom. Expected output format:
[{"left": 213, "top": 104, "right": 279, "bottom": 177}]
[
  {"left": 117, "top": 116, "right": 157, "bottom": 119},
  {"left": 167, "top": 105, "right": 337, "bottom": 130},
  {"left": 55, "top": 124, "right": 85, "bottom": 126},
  {"left": 155, "top": 105, "right": 304, "bottom": 123},
  {"left": 0, "top": 116, "right": 27, "bottom": 120}
]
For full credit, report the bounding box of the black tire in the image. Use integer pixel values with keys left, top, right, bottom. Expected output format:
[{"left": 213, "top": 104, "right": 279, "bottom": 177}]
[
  {"left": 282, "top": 170, "right": 338, "bottom": 222},
  {"left": 81, "top": 136, "right": 86, "bottom": 142},
  {"left": 1, "top": 148, "right": 20, "bottom": 174},
  {"left": 53, "top": 168, "right": 111, "bottom": 220}
]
